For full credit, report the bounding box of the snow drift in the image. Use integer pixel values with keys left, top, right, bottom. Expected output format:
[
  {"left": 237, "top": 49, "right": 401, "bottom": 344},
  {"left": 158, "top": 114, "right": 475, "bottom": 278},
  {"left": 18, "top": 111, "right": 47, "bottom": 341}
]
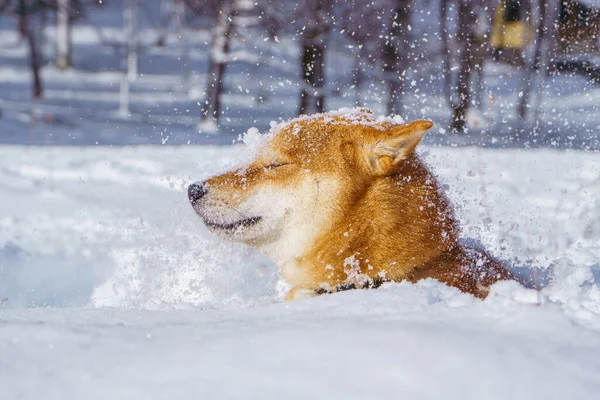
[{"left": 1, "top": 144, "right": 599, "bottom": 399}]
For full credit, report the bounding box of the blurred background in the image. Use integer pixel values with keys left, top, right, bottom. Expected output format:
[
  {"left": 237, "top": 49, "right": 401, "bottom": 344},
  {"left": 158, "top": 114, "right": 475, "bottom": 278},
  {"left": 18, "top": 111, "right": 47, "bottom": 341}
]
[{"left": 0, "top": 0, "right": 600, "bottom": 148}]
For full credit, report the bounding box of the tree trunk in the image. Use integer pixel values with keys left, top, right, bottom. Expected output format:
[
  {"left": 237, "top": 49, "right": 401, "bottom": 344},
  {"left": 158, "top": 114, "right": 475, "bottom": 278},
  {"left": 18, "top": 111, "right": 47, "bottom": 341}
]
[
  {"left": 299, "top": 40, "right": 326, "bottom": 114},
  {"left": 440, "top": 0, "right": 453, "bottom": 111},
  {"left": 201, "top": 7, "right": 234, "bottom": 124},
  {"left": 471, "top": 1, "right": 492, "bottom": 112},
  {"left": 27, "top": 30, "right": 43, "bottom": 100},
  {"left": 56, "top": 0, "right": 72, "bottom": 70},
  {"left": 174, "top": 0, "right": 189, "bottom": 87},
  {"left": 19, "top": 10, "right": 43, "bottom": 100},
  {"left": 518, "top": 0, "right": 547, "bottom": 120},
  {"left": 451, "top": 0, "right": 477, "bottom": 133},
  {"left": 119, "top": 0, "right": 138, "bottom": 116},
  {"left": 544, "top": 0, "right": 560, "bottom": 74},
  {"left": 123, "top": 0, "right": 138, "bottom": 82},
  {"left": 298, "top": 0, "right": 331, "bottom": 115},
  {"left": 119, "top": 73, "right": 130, "bottom": 116},
  {"left": 17, "top": 1, "right": 27, "bottom": 38},
  {"left": 382, "top": 0, "right": 411, "bottom": 115},
  {"left": 157, "top": 0, "right": 173, "bottom": 47}
]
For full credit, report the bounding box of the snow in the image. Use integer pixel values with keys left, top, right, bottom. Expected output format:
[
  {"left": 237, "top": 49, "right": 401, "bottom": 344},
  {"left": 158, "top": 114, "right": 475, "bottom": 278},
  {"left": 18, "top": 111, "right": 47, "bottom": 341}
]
[
  {"left": 234, "top": 107, "right": 409, "bottom": 166},
  {"left": 1, "top": 1, "right": 600, "bottom": 397},
  {"left": 270, "top": 107, "right": 407, "bottom": 133},
  {"left": 1, "top": 144, "right": 599, "bottom": 398},
  {"left": 2, "top": 282, "right": 600, "bottom": 399},
  {"left": 2, "top": 284, "right": 600, "bottom": 400}
]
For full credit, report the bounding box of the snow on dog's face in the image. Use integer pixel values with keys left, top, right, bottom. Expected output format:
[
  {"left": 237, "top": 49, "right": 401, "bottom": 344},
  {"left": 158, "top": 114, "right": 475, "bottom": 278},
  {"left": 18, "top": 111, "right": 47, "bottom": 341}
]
[{"left": 188, "top": 108, "right": 432, "bottom": 264}]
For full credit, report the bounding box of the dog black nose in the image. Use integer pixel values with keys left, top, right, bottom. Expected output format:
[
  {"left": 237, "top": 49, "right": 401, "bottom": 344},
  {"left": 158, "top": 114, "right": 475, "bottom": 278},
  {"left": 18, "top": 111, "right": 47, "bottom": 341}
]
[{"left": 188, "top": 182, "right": 207, "bottom": 201}]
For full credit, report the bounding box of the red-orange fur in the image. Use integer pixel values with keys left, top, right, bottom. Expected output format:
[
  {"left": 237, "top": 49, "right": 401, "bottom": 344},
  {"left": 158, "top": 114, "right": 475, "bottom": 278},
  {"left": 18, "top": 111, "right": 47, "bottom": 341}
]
[{"left": 200, "top": 111, "right": 513, "bottom": 300}]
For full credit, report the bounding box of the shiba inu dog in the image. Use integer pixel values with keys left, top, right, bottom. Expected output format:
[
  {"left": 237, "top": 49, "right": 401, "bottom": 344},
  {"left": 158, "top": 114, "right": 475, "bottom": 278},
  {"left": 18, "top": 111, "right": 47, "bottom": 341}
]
[{"left": 188, "top": 108, "right": 513, "bottom": 300}]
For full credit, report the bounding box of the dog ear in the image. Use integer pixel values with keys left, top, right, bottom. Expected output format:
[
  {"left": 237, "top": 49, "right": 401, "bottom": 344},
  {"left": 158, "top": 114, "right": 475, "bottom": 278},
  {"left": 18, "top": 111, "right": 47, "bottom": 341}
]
[{"left": 364, "top": 120, "right": 433, "bottom": 175}]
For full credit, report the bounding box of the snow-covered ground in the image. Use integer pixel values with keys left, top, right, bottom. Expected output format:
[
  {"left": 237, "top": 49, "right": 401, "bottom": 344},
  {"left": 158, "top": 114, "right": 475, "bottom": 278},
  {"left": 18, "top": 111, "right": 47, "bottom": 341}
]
[
  {"left": 2, "top": 2, "right": 600, "bottom": 397},
  {"left": 2, "top": 285, "right": 600, "bottom": 400},
  {"left": 1, "top": 144, "right": 599, "bottom": 398}
]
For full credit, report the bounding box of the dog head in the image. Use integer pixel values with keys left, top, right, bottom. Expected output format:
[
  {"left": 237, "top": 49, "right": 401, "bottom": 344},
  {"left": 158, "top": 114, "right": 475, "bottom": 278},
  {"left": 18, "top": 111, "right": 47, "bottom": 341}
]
[{"left": 188, "top": 109, "right": 433, "bottom": 263}]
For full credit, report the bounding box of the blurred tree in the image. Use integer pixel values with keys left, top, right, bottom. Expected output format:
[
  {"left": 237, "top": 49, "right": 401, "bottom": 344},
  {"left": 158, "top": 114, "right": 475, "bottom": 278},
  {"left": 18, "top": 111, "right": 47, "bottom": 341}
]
[
  {"left": 185, "top": 0, "right": 258, "bottom": 128},
  {"left": 337, "top": 1, "right": 391, "bottom": 107},
  {"left": 381, "top": 0, "right": 412, "bottom": 115},
  {"left": 297, "top": 0, "right": 332, "bottom": 115},
  {"left": 124, "top": 0, "right": 138, "bottom": 81},
  {"left": 118, "top": 0, "right": 138, "bottom": 116},
  {"left": 470, "top": 1, "right": 493, "bottom": 114},
  {"left": 0, "top": 0, "right": 46, "bottom": 99},
  {"left": 155, "top": 0, "right": 190, "bottom": 85},
  {"left": 441, "top": 0, "right": 489, "bottom": 132},
  {"left": 202, "top": 0, "right": 235, "bottom": 126},
  {"left": 53, "top": 0, "right": 96, "bottom": 71},
  {"left": 174, "top": 0, "right": 189, "bottom": 86},
  {"left": 518, "top": 0, "right": 549, "bottom": 120},
  {"left": 338, "top": 4, "right": 372, "bottom": 106},
  {"left": 336, "top": 0, "right": 419, "bottom": 114},
  {"left": 250, "top": 0, "right": 334, "bottom": 115},
  {"left": 55, "top": 0, "right": 71, "bottom": 70}
]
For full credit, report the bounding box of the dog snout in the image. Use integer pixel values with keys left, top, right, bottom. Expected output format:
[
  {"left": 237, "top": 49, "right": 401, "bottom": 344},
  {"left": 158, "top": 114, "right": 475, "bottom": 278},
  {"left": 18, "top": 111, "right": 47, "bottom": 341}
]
[{"left": 188, "top": 182, "right": 207, "bottom": 202}]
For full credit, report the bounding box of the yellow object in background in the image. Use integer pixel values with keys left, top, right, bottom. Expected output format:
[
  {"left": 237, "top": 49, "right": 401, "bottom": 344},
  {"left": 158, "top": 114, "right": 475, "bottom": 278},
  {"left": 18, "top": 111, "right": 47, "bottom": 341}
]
[{"left": 490, "top": 0, "right": 534, "bottom": 49}]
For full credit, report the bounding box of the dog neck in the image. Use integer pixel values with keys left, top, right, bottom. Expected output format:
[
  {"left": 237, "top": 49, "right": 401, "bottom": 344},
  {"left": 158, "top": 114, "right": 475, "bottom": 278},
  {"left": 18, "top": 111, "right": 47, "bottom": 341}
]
[{"left": 271, "top": 154, "right": 461, "bottom": 290}]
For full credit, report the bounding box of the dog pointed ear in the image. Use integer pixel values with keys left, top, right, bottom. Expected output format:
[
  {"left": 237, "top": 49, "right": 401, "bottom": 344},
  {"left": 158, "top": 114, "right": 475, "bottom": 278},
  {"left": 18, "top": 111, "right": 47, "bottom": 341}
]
[{"left": 363, "top": 120, "right": 433, "bottom": 175}]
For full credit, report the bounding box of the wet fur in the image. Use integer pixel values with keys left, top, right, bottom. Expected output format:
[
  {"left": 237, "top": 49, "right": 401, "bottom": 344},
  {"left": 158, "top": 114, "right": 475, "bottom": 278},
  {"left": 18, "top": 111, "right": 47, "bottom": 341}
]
[{"left": 190, "top": 110, "right": 513, "bottom": 300}]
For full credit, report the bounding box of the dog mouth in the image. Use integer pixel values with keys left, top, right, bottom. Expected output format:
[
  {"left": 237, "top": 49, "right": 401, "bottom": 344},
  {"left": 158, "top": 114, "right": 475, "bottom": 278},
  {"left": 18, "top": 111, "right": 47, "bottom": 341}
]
[{"left": 203, "top": 216, "right": 262, "bottom": 231}]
